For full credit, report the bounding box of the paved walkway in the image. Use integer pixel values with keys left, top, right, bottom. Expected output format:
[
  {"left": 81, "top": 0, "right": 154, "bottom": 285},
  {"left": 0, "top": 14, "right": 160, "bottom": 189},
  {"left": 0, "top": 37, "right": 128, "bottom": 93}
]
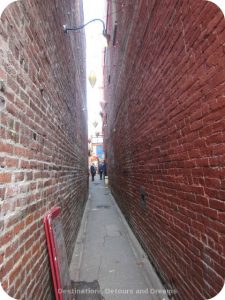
[{"left": 70, "top": 177, "right": 169, "bottom": 300}]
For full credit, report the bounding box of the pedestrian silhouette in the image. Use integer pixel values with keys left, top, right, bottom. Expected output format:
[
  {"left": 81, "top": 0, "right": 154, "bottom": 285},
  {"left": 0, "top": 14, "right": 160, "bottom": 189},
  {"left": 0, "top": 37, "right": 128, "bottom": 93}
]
[{"left": 90, "top": 164, "right": 96, "bottom": 181}]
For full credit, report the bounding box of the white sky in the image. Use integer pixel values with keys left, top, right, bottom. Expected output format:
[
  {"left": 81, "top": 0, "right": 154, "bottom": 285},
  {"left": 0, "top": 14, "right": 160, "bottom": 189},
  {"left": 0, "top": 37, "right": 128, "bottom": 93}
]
[{"left": 83, "top": 0, "right": 107, "bottom": 138}]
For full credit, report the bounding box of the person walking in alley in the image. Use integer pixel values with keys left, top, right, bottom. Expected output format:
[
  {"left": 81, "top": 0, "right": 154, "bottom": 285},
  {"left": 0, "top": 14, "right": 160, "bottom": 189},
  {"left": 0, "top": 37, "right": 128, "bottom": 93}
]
[
  {"left": 90, "top": 163, "right": 96, "bottom": 181},
  {"left": 102, "top": 161, "right": 107, "bottom": 179},
  {"left": 98, "top": 163, "right": 103, "bottom": 180}
]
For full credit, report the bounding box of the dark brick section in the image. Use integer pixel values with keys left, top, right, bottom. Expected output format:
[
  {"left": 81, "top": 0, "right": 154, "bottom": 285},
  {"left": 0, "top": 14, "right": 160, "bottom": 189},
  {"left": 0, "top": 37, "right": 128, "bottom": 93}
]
[
  {"left": 104, "top": 1, "right": 225, "bottom": 299},
  {"left": 0, "top": 0, "right": 88, "bottom": 299}
]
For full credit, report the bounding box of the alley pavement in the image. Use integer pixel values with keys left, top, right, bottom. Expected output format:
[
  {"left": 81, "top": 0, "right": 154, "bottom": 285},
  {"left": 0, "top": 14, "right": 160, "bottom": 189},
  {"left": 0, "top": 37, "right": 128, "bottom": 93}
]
[{"left": 70, "top": 176, "right": 169, "bottom": 300}]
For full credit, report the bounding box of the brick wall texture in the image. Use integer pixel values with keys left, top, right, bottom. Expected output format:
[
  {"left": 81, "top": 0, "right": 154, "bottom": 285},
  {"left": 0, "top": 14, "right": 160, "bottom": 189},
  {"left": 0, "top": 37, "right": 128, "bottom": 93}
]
[
  {"left": 104, "top": 1, "right": 225, "bottom": 299},
  {"left": 0, "top": 0, "right": 88, "bottom": 299}
]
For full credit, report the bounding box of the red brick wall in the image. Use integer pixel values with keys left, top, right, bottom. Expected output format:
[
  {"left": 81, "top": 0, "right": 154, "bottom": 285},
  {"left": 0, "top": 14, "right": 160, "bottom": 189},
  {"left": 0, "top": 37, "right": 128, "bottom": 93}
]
[
  {"left": 0, "top": 0, "right": 88, "bottom": 299},
  {"left": 104, "top": 1, "right": 225, "bottom": 299}
]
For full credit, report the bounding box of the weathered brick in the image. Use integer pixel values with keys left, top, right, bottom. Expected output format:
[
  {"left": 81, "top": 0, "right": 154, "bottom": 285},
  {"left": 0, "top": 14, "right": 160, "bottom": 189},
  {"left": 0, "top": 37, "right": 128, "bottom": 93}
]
[
  {"left": 0, "top": 0, "right": 88, "bottom": 299},
  {"left": 0, "top": 172, "right": 12, "bottom": 184},
  {"left": 104, "top": 1, "right": 225, "bottom": 299}
]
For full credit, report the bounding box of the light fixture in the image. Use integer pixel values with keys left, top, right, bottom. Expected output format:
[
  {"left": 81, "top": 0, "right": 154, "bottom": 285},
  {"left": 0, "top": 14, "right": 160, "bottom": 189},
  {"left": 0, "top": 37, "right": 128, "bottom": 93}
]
[
  {"left": 88, "top": 71, "right": 97, "bottom": 88},
  {"left": 63, "top": 19, "right": 110, "bottom": 45},
  {"left": 93, "top": 121, "right": 98, "bottom": 128}
]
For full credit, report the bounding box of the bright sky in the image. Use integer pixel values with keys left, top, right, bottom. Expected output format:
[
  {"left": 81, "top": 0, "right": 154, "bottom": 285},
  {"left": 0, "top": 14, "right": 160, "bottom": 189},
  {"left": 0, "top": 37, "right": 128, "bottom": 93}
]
[{"left": 83, "top": 0, "right": 107, "bottom": 138}]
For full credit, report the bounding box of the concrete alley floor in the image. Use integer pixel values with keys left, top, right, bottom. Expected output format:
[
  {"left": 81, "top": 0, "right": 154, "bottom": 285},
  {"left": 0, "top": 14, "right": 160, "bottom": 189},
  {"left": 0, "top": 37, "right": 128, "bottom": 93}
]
[{"left": 70, "top": 177, "right": 169, "bottom": 300}]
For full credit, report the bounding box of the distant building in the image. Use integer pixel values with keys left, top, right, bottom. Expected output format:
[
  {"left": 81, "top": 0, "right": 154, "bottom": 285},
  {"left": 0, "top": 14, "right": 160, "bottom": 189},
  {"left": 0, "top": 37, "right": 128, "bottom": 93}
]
[{"left": 88, "top": 135, "right": 105, "bottom": 168}]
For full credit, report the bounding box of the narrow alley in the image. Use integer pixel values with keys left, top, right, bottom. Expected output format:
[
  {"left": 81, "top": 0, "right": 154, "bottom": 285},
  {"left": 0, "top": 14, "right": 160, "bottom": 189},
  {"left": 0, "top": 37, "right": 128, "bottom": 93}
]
[
  {"left": 1, "top": 1, "right": 225, "bottom": 300},
  {"left": 69, "top": 178, "right": 169, "bottom": 300}
]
